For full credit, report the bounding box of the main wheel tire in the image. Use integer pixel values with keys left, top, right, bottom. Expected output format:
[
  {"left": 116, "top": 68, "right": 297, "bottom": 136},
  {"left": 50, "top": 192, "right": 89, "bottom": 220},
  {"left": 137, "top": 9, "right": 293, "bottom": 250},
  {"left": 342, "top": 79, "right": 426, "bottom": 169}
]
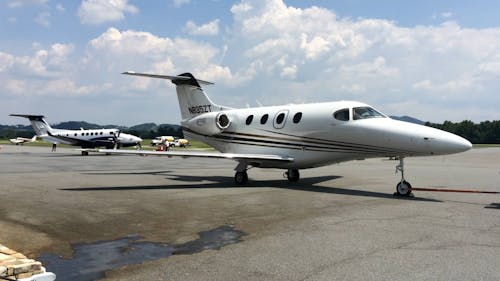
[
  {"left": 396, "top": 180, "right": 412, "bottom": 196},
  {"left": 235, "top": 171, "right": 248, "bottom": 185},
  {"left": 286, "top": 169, "right": 300, "bottom": 182}
]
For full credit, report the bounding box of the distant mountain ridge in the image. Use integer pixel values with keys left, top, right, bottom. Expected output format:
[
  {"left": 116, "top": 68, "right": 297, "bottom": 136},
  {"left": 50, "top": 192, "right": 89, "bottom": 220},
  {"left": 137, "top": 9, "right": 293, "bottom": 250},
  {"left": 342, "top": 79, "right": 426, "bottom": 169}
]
[{"left": 53, "top": 121, "right": 125, "bottom": 130}]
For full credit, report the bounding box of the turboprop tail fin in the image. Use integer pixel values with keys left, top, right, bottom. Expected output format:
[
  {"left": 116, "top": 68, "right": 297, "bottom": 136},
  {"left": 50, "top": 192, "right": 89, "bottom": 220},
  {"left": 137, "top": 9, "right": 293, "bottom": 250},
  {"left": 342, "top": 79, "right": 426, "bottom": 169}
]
[{"left": 9, "top": 114, "right": 53, "bottom": 136}]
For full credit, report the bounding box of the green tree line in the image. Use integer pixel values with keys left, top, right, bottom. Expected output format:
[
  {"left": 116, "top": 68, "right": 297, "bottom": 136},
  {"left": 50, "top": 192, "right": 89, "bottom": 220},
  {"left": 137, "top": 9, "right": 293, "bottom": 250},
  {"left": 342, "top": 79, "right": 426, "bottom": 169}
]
[{"left": 426, "top": 120, "right": 500, "bottom": 144}]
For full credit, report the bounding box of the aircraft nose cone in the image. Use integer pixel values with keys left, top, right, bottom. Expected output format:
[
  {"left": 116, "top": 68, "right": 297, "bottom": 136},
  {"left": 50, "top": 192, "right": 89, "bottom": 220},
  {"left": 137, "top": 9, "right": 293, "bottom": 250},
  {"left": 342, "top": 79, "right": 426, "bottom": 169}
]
[
  {"left": 453, "top": 135, "right": 472, "bottom": 152},
  {"left": 440, "top": 133, "right": 472, "bottom": 154}
]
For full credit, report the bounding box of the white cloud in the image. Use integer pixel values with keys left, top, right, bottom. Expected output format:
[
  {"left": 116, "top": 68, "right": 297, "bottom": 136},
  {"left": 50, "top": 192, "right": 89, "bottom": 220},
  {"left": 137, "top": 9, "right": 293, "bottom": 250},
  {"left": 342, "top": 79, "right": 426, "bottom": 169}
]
[
  {"left": 0, "top": 52, "right": 15, "bottom": 72},
  {"left": 280, "top": 64, "right": 297, "bottom": 79},
  {"left": 185, "top": 19, "right": 220, "bottom": 36},
  {"left": 441, "top": 12, "right": 453, "bottom": 18},
  {"left": 173, "top": 0, "right": 190, "bottom": 7},
  {"left": 8, "top": 0, "right": 48, "bottom": 8},
  {"left": 78, "top": 0, "right": 138, "bottom": 25},
  {"left": 34, "top": 11, "right": 51, "bottom": 27},
  {"left": 56, "top": 4, "right": 65, "bottom": 12},
  {"left": 2, "top": 0, "right": 500, "bottom": 124}
]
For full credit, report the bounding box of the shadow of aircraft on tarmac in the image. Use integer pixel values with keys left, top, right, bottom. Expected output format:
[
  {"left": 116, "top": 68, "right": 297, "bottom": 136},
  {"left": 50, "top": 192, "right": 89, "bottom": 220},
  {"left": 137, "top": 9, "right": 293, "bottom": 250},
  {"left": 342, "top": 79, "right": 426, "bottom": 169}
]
[{"left": 61, "top": 172, "right": 442, "bottom": 202}]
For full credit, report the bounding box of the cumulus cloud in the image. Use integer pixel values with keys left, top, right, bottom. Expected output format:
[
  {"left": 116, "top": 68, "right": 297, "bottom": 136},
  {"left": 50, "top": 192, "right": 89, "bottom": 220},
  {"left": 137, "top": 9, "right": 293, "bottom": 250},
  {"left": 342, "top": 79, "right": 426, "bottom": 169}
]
[
  {"left": 185, "top": 19, "right": 220, "bottom": 36},
  {"left": 78, "top": 0, "right": 138, "bottom": 25},
  {"left": 0, "top": 43, "right": 75, "bottom": 87},
  {"left": 83, "top": 27, "right": 229, "bottom": 94},
  {"left": 3, "top": 0, "right": 500, "bottom": 123}
]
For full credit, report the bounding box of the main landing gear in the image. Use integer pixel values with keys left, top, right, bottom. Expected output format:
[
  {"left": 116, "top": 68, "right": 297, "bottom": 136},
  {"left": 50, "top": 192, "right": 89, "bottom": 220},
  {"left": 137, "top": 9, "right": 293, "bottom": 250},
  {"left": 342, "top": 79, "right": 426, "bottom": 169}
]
[
  {"left": 395, "top": 157, "right": 413, "bottom": 197},
  {"left": 233, "top": 163, "right": 301, "bottom": 185},
  {"left": 284, "top": 169, "right": 300, "bottom": 182}
]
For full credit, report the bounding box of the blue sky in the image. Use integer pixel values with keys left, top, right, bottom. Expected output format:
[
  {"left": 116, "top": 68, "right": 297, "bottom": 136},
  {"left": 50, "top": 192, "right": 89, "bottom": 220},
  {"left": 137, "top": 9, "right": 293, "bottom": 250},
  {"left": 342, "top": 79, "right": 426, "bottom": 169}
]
[{"left": 1, "top": 0, "right": 500, "bottom": 126}]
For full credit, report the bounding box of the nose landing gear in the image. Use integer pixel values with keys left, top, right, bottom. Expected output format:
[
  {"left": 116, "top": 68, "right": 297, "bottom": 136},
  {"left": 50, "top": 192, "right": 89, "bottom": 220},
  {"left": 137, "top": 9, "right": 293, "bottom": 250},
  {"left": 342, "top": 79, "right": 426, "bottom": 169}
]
[
  {"left": 234, "top": 162, "right": 249, "bottom": 185},
  {"left": 395, "top": 157, "right": 413, "bottom": 197}
]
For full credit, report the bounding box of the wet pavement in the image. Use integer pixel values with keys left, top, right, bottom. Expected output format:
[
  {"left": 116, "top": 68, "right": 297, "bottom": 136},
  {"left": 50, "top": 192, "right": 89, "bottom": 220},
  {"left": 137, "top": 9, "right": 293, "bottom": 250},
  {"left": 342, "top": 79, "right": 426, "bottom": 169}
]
[{"left": 39, "top": 225, "right": 246, "bottom": 281}]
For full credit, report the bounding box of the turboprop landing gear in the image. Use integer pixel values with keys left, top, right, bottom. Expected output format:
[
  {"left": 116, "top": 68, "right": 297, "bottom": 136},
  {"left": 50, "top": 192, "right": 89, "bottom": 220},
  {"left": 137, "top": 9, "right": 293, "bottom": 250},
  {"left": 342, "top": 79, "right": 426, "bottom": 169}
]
[
  {"left": 81, "top": 150, "right": 89, "bottom": 156},
  {"left": 234, "top": 162, "right": 248, "bottom": 185},
  {"left": 394, "top": 157, "right": 413, "bottom": 197},
  {"left": 285, "top": 169, "right": 300, "bottom": 182}
]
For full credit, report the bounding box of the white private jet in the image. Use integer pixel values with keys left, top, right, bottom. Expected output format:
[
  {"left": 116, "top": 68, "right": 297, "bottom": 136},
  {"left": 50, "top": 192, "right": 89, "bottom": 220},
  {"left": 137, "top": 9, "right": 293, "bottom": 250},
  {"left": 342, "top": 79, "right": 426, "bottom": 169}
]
[
  {"left": 9, "top": 135, "right": 37, "bottom": 145},
  {"left": 98, "top": 72, "right": 472, "bottom": 196},
  {"left": 9, "top": 114, "right": 143, "bottom": 155}
]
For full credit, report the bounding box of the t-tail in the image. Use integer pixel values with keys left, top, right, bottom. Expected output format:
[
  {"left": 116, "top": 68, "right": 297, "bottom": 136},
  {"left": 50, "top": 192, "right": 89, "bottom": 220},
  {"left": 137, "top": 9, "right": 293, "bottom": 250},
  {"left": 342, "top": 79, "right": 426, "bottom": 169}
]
[
  {"left": 123, "top": 71, "right": 231, "bottom": 120},
  {"left": 9, "top": 114, "right": 54, "bottom": 136}
]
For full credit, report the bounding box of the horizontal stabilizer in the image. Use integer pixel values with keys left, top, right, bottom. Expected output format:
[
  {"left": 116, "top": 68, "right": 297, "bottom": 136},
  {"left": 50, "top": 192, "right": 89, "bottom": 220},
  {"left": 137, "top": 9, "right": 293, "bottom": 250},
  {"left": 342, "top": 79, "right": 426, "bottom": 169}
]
[
  {"left": 10, "top": 114, "right": 45, "bottom": 121},
  {"left": 96, "top": 149, "right": 294, "bottom": 162},
  {"left": 122, "top": 71, "right": 214, "bottom": 85}
]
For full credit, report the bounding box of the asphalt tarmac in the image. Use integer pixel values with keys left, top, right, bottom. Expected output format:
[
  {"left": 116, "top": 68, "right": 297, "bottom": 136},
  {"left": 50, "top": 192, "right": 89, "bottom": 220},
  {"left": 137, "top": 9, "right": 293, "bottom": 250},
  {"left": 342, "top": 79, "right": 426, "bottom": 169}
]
[{"left": 0, "top": 145, "right": 499, "bottom": 281}]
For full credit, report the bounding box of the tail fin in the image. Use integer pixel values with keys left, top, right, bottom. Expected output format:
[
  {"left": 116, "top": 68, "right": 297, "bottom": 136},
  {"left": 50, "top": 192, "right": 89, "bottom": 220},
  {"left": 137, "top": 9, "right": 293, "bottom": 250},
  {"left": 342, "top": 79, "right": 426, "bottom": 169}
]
[
  {"left": 123, "top": 72, "right": 231, "bottom": 119},
  {"left": 10, "top": 114, "right": 53, "bottom": 136}
]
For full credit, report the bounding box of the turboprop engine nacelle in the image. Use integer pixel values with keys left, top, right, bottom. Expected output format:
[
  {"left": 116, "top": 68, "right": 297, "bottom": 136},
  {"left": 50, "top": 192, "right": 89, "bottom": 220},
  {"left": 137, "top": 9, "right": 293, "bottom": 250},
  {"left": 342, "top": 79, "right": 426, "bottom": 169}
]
[{"left": 184, "top": 112, "right": 231, "bottom": 136}]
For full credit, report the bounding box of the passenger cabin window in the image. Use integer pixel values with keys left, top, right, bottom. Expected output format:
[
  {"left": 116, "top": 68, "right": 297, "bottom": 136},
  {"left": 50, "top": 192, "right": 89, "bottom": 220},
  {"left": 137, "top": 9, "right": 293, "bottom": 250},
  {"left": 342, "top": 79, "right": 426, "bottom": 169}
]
[
  {"left": 276, "top": 113, "right": 285, "bottom": 124},
  {"left": 246, "top": 115, "right": 253, "bottom": 125},
  {"left": 260, "top": 114, "right": 269, "bottom": 124},
  {"left": 293, "top": 112, "right": 302, "bottom": 123},
  {"left": 353, "top": 107, "right": 385, "bottom": 120},
  {"left": 334, "top": 109, "right": 349, "bottom": 121}
]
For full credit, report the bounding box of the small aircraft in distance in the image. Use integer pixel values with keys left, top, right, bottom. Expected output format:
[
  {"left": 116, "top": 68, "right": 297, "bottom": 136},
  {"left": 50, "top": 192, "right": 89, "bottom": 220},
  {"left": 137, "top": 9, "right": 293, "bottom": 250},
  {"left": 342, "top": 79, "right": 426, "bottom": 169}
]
[
  {"left": 9, "top": 135, "right": 37, "bottom": 145},
  {"left": 98, "top": 71, "right": 472, "bottom": 196},
  {"left": 10, "top": 114, "right": 142, "bottom": 155}
]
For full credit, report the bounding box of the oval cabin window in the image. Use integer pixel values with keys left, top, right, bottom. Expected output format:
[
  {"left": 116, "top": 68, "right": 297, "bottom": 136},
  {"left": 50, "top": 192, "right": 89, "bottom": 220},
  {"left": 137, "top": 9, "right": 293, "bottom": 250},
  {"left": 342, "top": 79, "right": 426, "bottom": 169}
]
[
  {"left": 276, "top": 113, "right": 285, "bottom": 124},
  {"left": 260, "top": 114, "right": 269, "bottom": 124},
  {"left": 246, "top": 115, "right": 253, "bottom": 125},
  {"left": 293, "top": 112, "right": 302, "bottom": 123}
]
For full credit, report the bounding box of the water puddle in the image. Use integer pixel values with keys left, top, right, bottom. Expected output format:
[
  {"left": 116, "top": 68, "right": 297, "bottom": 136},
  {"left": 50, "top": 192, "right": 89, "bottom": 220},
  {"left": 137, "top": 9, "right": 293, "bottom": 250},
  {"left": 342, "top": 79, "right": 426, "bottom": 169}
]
[{"left": 38, "top": 225, "right": 246, "bottom": 281}]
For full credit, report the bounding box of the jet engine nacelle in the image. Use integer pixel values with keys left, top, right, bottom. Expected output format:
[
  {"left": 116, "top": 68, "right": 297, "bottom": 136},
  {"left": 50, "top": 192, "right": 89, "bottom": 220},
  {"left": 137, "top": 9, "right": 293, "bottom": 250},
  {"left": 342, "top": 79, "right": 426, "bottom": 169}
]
[{"left": 184, "top": 112, "right": 231, "bottom": 136}]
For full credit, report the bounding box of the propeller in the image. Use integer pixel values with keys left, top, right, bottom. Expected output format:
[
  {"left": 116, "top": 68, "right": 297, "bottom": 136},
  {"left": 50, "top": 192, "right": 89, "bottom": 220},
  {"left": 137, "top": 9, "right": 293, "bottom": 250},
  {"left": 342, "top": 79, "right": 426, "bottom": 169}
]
[{"left": 112, "top": 129, "right": 121, "bottom": 150}]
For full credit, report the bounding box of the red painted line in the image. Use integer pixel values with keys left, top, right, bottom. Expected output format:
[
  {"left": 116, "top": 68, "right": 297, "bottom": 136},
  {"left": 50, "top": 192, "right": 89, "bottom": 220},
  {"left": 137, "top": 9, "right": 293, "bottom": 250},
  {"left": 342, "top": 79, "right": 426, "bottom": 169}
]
[{"left": 410, "top": 187, "right": 499, "bottom": 194}]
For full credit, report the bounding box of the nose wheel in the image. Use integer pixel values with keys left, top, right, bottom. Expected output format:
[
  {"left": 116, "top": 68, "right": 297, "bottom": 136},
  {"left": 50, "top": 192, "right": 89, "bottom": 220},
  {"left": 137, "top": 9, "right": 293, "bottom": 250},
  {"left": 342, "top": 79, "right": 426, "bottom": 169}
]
[
  {"left": 395, "top": 157, "right": 413, "bottom": 197},
  {"left": 234, "top": 162, "right": 249, "bottom": 185}
]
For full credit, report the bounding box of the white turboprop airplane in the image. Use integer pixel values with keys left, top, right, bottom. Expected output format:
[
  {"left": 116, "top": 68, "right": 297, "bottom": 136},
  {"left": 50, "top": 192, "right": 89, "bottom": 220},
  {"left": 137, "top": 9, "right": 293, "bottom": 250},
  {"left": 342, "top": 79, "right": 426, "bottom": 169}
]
[
  {"left": 9, "top": 135, "right": 37, "bottom": 145},
  {"left": 10, "top": 114, "right": 143, "bottom": 155},
  {"left": 98, "top": 71, "right": 472, "bottom": 196}
]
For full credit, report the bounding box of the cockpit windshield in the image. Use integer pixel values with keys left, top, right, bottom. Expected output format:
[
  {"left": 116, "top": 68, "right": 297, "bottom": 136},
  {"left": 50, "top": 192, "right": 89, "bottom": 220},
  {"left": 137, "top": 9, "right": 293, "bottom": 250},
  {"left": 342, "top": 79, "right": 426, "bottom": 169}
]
[{"left": 352, "top": 107, "right": 385, "bottom": 120}]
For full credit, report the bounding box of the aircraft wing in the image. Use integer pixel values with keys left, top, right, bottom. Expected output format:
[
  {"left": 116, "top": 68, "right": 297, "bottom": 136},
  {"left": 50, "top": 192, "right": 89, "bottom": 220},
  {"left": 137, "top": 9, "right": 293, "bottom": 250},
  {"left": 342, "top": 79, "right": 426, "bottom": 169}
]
[{"left": 96, "top": 149, "right": 294, "bottom": 162}]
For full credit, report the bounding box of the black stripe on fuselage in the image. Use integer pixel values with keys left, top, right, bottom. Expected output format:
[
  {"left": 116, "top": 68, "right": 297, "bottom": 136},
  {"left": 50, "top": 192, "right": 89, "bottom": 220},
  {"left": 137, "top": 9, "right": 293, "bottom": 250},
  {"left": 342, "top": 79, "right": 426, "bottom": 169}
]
[
  {"left": 182, "top": 128, "right": 417, "bottom": 155},
  {"left": 225, "top": 130, "right": 416, "bottom": 155}
]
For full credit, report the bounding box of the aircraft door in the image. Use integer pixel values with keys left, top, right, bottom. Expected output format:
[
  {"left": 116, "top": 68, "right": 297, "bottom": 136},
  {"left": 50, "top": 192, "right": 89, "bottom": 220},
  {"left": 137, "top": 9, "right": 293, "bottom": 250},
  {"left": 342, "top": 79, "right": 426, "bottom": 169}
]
[{"left": 273, "top": 110, "right": 289, "bottom": 129}]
